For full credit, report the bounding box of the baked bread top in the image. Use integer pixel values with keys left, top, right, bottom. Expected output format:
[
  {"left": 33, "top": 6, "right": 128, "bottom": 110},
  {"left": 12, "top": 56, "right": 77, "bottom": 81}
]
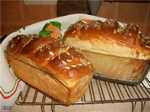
[
  {"left": 7, "top": 35, "right": 93, "bottom": 88},
  {"left": 64, "top": 19, "right": 150, "bottom": 60}
]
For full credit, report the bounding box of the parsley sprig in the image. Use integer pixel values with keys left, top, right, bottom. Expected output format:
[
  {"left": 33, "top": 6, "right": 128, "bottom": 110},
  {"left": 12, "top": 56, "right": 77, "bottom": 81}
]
[{"left": 39, "top": 21, "right": 61, "bottom": 37}]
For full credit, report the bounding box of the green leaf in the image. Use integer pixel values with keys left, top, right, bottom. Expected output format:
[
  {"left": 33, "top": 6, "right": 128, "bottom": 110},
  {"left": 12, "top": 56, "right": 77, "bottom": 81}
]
[
  {"left": 42, "top": 23, "right": 49, "bottom": 31},
  {"left": 49, "top": 21, "right": 61, "bottom": 29},
  {"left": 39, "top": 21, "right": 61, "bottom": 37},
  {"left": 39, "top": 30, "right": 52, "bottom": 37}
]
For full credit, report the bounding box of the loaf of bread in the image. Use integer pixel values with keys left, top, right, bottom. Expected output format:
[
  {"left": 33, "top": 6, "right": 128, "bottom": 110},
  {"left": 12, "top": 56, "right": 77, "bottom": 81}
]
[
  {"left": 6, "top": 35, "right": 93, "bottom": 105},
  {"left": 64, "top": 19, "right": 150, "bottom": 60},
  {"left": 64, "top": 19, "right": 150, "bottom": 83}
]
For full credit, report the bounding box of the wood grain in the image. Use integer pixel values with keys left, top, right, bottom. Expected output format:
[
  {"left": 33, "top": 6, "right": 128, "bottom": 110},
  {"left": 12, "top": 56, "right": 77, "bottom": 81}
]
[
  {"left": 97, "top": 2, "right": 150, "bottom": 36},
  {"left": 0, "top": 0, "right": 57, "bottom": 36}
]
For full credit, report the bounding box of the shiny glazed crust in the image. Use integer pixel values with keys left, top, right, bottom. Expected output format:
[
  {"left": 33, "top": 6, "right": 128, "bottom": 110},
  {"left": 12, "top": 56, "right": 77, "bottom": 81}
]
[
  {"left": 64, "top": 19, "right": 150, "bottom": 60},
  {"left": 6, "top": 35, "right": 93, "bottom": 105}
]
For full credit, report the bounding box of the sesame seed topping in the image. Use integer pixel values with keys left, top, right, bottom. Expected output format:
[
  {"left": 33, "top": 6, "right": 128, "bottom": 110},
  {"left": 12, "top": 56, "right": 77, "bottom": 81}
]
[
  {"left": 62, "top": 60, "right": 67, "bottom": 65},
  {"left": 39, "top": 47, "right": 44, "bottom": 52},
  {"left": 64, "top": 66, "right": 70, "bottom": 70},
  {"left": 81, "top": 20, "right": 88, "bottom": 24},
  {"left": 71, "top": 64, "right": 77, "bottom": 68},
  {"left": 77, "top": 63, "right": 83, "bottom": 66},
  {"left": 144, "top": 40, "right": 150, "bottom": 48},
  {"left": 37, "top": 45, "right": 45, "bottom": 52},
  {"left": 45, "top": 57, "right": 50, "bottom": 61},
  {"left": 66, "top": 59, "right": 72, "bottom": 62},
  {"left": 66, "top": 46, "right": 70, "bottom": 51},
  {"left": 72, "top": 30, "right": 76, "bottom": 34},
  {"left": 49, "top": 51, "right": 54, "bottom": 56},
  {"left": 145, "top": 45, "right": 150, "bottom": 48},
  {"left": 87, "top": 62, "right": 91, "bottom": 65},
  {"left": 80, "top": 58, "right": 88, "bottom": 65},
  {"left": 66, "top": 52, "right": 70, "bottom": 56}
]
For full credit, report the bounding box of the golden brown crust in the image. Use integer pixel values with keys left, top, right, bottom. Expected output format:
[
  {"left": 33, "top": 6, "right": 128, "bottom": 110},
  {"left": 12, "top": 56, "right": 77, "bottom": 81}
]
[
  {"left": 6, "top": 35, "right": 93, "bottom": 104},
  {"left": 46, "top": 48, "right": 92, "bottom": 88},
  {"left": 7, "top": 54, "right": 91, "bottom": 104},
  {"left": 7, "top": 35, "right": 93, "bottom": 88},
  {"left": 64, "top": 19, "right": 150, "bottom": 60}
]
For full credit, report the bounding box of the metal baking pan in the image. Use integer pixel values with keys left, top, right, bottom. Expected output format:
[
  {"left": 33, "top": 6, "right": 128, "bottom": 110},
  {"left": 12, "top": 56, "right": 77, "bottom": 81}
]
[{"left": 94, "top": 64, "right": 150, "bottom": 85}]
